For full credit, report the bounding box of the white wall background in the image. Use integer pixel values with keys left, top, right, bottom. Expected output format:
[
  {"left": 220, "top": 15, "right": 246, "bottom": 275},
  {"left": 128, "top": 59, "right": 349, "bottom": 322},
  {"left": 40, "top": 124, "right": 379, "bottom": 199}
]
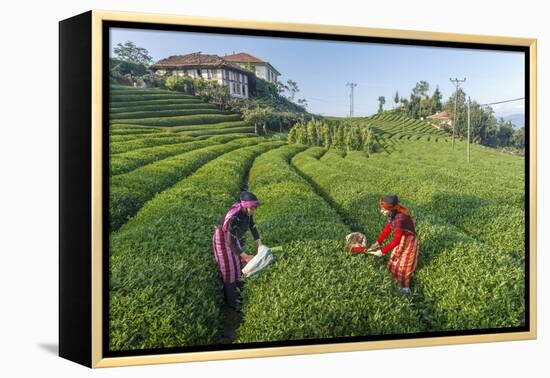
[{"left": 0, "top": 0, "right": 547, "bottom": 376}]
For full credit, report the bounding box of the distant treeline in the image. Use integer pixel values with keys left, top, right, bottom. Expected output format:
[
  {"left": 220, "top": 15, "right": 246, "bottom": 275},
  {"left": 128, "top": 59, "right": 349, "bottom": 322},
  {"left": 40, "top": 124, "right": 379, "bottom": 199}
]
[{"left": 380, "top": 81, "right": 524, "bottom": 151}]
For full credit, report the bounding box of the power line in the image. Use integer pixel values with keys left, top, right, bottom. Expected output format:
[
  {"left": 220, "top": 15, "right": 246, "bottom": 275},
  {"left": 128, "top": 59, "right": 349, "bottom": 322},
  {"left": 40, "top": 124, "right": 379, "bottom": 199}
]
[{"left": 479, "top": 97, "right": 524, "bottom": 107}]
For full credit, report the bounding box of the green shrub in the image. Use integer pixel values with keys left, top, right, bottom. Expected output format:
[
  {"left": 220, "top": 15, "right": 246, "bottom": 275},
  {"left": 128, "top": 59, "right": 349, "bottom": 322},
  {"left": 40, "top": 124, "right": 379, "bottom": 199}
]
[
  {"left": 110, "top": 137, "right": 262, "bottom": 231},
  {"left": 112, "top": 114, "right": 243, "bottom": 127},
  {"left": 110, "top": 98, "right": 203, "bottom": 109},
  {"left": 169, "top": 121, "right": 248, "bottom": 133},
  {"left": 111, "top": 94, "right": 195, "bottom": 103},
  {"left": 109, "top": 128, "right": 162, "bottom": 136},
  {"left": 110, "top": 134, "right": 193, "bottom": 155},
  {"left": 179, "top": 127, "right": 254, "bottom": 137},
  {"left": 110, "top": 108, "right": 230, "bottom": 121},
  {"left": 109, "top": 141, "right": 285, "bottom": 350},
  {"left": 237, "top": 145, "right": 421, "bottom": 343},
  {"left": 290, "top": 148, "right": 525, "bottom": 331},
  {"left": 110, "top": 103, "right": 218, "bottom": 114}
]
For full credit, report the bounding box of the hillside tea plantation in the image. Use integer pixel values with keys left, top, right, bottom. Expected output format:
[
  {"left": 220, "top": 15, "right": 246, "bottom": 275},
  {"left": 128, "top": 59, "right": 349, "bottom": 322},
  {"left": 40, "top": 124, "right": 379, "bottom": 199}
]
[{"left": 108, "top": 85, "right": 525, "bottom": 350}]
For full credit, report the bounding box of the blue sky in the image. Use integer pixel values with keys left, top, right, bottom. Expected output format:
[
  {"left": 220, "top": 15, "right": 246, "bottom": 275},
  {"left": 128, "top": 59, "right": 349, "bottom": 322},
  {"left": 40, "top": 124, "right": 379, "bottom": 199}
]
[{"left": 111, "top": 28, "right": 525, "bottom": 118}]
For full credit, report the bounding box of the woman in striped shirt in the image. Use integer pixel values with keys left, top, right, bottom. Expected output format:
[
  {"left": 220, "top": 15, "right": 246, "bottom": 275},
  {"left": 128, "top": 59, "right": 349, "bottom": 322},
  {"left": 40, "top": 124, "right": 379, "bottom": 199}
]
[
  {"left": 212, "top": 191, "right": 263, "bottom": 309},
  {"left": 368, "top": 194, "right": 419, "bottom": 294}
]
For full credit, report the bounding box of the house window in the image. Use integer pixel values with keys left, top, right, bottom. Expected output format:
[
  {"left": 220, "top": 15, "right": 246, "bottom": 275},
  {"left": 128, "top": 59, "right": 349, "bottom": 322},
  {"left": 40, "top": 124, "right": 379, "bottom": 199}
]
[
  {"left": 242, "top": 85, "right": 246, "bottom": 96},
  {"left": 232, "top": 83, "right": 236, "bottom": 93}
]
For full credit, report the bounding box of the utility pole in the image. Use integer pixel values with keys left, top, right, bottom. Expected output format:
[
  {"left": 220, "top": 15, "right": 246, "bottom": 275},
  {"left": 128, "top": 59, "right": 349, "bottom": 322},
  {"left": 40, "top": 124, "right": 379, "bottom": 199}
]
[
  {"left": 467, "top": 96, "right": 471, "bottom": 162},
  {"left": 449, "top": 77, "right": 466, "bottom": 149},
  {"left": 346, "top": 82, "right": 357, "bottom": 117}
]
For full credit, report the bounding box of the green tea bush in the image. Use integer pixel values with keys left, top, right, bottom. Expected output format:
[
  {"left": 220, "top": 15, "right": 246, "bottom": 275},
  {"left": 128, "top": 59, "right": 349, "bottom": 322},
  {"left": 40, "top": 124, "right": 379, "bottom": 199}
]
[
  {"left": 110, "top": 134, "right": 193, "bottom": 155},
  {"left": 110, "top": 134, "right": 249, "bottom": 175},
  {"left": 169, "top": 121, "right": 249, "bottom": 133},
  {"left": 111, "top": 94, "right": 195, "bottom": 102},
  {"left": 112, "top": 140, "right": 209, "bottom": 176},
  {"left": 110, "top": 137, "right": 262, "bottom": 231},
  {"left": 110, "top": 108, "right": 231, "bottom": 121},
  {"left": 237, "top": 145, "right": 421, "bottom": 343},
  {"left": 109, "top": 128, "right": 162, "bottom": 136},
  {"left": 109, "top": 141, "right": 284, "bottom": 350},
  {"left": 340, "top": 147, "right": 524, "bottom": 257},
  {"left": 179, "top": 127, "right": 254, "bottom": 137},
  {"left": 110, "top": 98, "right": 203, "bottom": 109},
  {"left": 290, "top": 148, "right": 525, "bottom": 331},
  {"left": 110, "top": 102, "right": 218, "bottom": 114},
  {"left": 113, "top": 114, "right": 243, "bottom": 127}
]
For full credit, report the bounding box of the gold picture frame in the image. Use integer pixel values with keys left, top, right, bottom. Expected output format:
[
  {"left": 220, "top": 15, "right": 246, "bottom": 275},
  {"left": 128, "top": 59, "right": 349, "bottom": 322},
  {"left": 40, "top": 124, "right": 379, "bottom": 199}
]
[{"left": 59, "top": 9, "right": 537, "bottom": 368}]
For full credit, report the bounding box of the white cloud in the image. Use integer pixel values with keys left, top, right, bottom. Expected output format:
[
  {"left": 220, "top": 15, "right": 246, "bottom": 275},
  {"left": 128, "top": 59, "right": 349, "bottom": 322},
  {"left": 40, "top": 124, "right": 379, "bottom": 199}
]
[{"left": 490, "top": 101, "right": 525, "bottom": 117}]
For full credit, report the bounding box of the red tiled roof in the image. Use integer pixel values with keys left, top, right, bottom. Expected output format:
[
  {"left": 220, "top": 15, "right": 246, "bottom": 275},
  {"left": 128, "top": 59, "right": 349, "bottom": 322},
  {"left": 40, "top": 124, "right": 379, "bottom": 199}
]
[
  {"left": 224, "top": 52, "right": 266, "bottom": 64},
  {"left": 428, "top": 111, "right": 451, "bottom": 120},
  {"left": 224, "top": 52, "right": 280, "bottom": 75},
  {"left": 151, "top": 52, "right": 251, "bottom": 74}
]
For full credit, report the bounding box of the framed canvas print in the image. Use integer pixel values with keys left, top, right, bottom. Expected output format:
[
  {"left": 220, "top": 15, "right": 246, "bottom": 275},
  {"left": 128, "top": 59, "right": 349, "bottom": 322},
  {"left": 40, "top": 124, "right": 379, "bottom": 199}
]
[{"left": 59, "top": 10, "right": 537, "bottom": 368}]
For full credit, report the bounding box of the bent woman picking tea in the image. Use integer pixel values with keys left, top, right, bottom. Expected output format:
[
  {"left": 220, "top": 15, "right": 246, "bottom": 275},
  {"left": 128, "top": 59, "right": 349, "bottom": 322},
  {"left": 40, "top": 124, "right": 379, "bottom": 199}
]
[
  {"left": 212, "top": 191, "right": 263, "bottom": 309},
  {"left": 368, "top": 194, "right": 419, "bottom": 294}
]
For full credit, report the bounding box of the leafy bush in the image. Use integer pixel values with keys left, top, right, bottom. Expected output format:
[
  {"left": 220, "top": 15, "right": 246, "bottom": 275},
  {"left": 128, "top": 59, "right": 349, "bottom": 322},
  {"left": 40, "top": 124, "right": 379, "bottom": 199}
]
[
  {"left": 111, "top": 139, "right": 223, "bottom": 175},
  {"left": 111, "top": 98, "right": 203, "bottom": 109},
  {"left": 169, "top": 121, "right": 249, "bottom": 133},
  {"left": 110, "top": 137, "right": 262, "bottom": 231},
  {"left": 110, "top": 141, "right": 285, "bottom": 350},
  {"left": 162, "top": 75, "right": 194, "bottom": 94},
  {"left": 112, "top": 114, "right": 243, "bottom": 127},
  {"left": 110, "top": 108, "right": 229, "bottom": 121},
  {"left": 179, "top": 127, "right": 254, "bottom": 137},
  {"left": 111, "top": 94, "right": 195, "bottom": 103},
  {"left": 110, "top": 102, "right": 217, "bottom": 114},
  {"left": 290, "top": 148, "right": 525, "bottom": 331},
  {"left": 237, "top": 145, "right": 421, "bottom": 343}
]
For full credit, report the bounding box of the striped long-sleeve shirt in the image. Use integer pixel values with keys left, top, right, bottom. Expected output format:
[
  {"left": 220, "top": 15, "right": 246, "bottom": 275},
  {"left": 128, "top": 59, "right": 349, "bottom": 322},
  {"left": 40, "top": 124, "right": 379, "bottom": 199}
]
[
  {"left": 377, "top": 213, "right": 416, "bottom": 254},
  {"left": 217, "top": 210, "right": 260, "bottom": 255}
]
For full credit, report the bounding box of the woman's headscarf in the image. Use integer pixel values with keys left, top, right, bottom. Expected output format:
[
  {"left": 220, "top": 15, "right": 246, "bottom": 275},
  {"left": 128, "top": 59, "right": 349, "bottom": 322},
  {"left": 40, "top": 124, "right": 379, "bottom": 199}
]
[
  {"left": 379, "top": 194, "right": 411, "bottom": 217},
  {"left": 222, "top": 191, "right": 260, "bottom": 232}
]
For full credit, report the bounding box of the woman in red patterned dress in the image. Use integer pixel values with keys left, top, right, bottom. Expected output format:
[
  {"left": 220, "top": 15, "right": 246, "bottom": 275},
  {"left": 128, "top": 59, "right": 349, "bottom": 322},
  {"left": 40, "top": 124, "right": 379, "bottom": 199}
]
[{"left": 368, "top": 194, "right": 419, "bottom": 294}]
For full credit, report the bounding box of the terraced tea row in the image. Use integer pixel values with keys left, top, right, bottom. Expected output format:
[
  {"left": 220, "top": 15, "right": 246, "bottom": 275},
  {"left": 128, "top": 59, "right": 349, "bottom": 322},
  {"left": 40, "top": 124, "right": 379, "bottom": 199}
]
[
  {"left": 237, "top": 145, "right": 421, "bottom": 343},
  {"left": 110, "top": 134, "right": 249, "bottom": 175},
  {"left": 291, "top": 148, "right": 524, "bottom": 330},
  {"left": 109, "top": 141, "right": 285, "bottom": 351},
  {"left": 110, "top": 137, "right": 263, "bottom": 231}
]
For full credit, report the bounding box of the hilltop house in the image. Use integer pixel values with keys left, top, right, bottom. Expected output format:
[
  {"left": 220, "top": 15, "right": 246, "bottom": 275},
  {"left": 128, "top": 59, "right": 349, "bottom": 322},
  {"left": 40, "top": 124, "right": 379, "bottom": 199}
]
[
  {"left": 151, "top": 52, "right": 254, "bottom": 98},
  {"left": 223, "top": 52, "right": 280, "bottom": 83},
  {"left": 427, "top": 111, "right": 452, "bottom": 129}
]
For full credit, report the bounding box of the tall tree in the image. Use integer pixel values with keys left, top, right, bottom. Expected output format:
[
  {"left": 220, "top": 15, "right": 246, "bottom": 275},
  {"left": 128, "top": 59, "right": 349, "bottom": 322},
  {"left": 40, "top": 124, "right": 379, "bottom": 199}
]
[
  {"left": 513, "top": 127, "right": 525, "bottom": 150},
  {"left": 377, "top": 96, "right": 386, "bottom": 113},
  {"left": 113, "top": 41, "right": 153, "bottom": 65},
  {"left": 430, "top": 86, "right": 443, "bottom": 113},
  {"left": 409, "top": 81, "right": 430, "bottom": 119},
  {"left": 286, "top": 80, "right": 299, "bottom": 101},
  {"left": 394, "top": 91, "right": 400, "bottom": 109},
  {"left": 496, "top": 118, "right": 515, "bottom": 147},
  {"left": 443, "top": 88, "right": 467, "bottom": 137}
]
